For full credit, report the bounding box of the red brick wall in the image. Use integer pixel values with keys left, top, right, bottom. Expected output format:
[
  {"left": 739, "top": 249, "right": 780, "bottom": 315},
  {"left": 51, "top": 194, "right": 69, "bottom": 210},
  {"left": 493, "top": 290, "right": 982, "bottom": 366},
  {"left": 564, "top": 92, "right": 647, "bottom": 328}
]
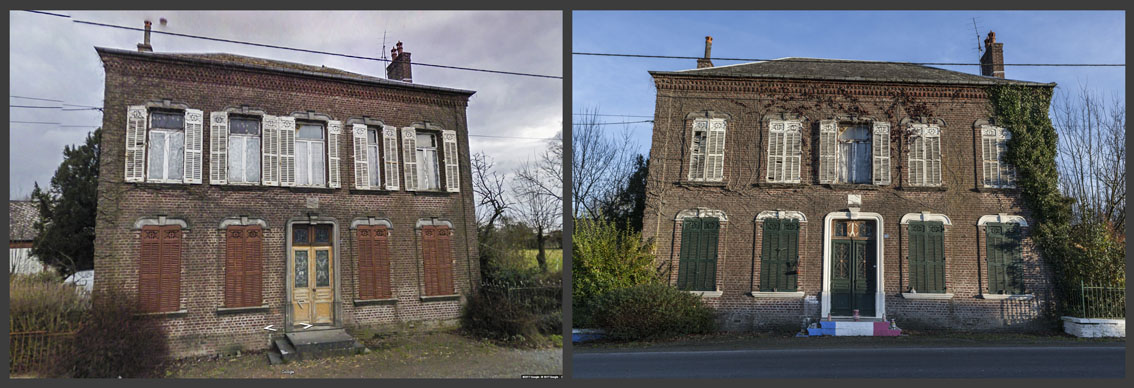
[
  {"left": 643, "top": 75, "right": 1053, "bottom": 332},
  {"left": 93, "top": 51, "right": 479, "bottom": 357}
]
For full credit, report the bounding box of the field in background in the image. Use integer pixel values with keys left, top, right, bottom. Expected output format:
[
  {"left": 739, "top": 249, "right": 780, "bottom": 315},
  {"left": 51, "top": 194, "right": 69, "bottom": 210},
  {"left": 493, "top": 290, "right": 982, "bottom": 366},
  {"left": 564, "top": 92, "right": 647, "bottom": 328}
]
[{"left": 519, "top": 249, "right": 562, "bottom": 272}]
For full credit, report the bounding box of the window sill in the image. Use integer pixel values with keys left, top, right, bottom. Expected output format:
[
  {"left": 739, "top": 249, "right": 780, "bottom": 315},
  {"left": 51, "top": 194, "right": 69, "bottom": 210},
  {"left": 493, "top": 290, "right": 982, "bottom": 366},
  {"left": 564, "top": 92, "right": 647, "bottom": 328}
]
[
  {"left": 978, "top": 293, "right": 1034, "bottom": 300},
  {"left": 289, "top": 185, "right": 336, "bottom": 192},
  {"left": 353, "top": 298, "right": 398, "bottom": 306},
  {"left": 973, "top": 186, "right": 1019, "bottom": 193},
  {"left": 752, "top": 182, "right": 805, "bottom": 189},
  {"left": 823, "top": 183, "right": 883, "bottom": 191},
  {"left": 747, "top": 291, "right": 805, "bottom": 298},
  {"left": 420, "top": 294, "right": 461, "bottom": 302},
  {"left": 131, "top": 181, "right": 190, "bottom": 189},
  {"left": 901, "top": 292, "right": 954, "bottom": 300},
  {"left": 677, "top": 181, "right": 726, "bottom": 187},
  {"left": 349, "top": 188, "right": 396, "bottom": 195},
  {"left": 687, "top": 290, "right": 723, "bottom": 298},
  {"left": 898, "top": 185, "right": 948, "bottom": 192},
  {"left": 136, "top": 309, "right": 188, "bottom": 318},
  {"left": 215, "top": 305, "right": 270, "bottom": 315}
]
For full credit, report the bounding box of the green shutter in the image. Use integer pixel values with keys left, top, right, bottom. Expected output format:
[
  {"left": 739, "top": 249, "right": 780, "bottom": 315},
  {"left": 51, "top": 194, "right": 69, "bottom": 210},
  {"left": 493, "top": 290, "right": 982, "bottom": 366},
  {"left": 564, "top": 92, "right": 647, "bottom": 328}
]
[
  {"left": 760, "top": 218, "right": 799, "bottom": 292},
  {"left": 986, "top": 222, "right": 1024, "bottom": 294},
  {"left": 678, "top": 217, "right": 718, "bottom": 291},
  {"left": 908, "top": 221, "right": 945, "bottom": 293}
]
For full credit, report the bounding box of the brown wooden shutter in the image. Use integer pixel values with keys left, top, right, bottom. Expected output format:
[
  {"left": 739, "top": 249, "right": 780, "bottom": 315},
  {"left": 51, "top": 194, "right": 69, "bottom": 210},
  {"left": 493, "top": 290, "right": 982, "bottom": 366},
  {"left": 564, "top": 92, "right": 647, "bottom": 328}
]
[
  {"left": 243, "top": 226, "right": 263, "bottom": 307},
  {"left": 421, "top": 226, "right": 438, "bottom": 296},
  {"left": 159, "top": 225, "right": 182, "bottom": 312},
  {"left": 225, "top": 227, "right": 245, "bottom": 308},
  {"left": 357, "top": 227, "right": 377, "bottom": 300},
  {"left": 139, "top": 226, "right": 162, "bottom": 312},
  {"left": 436, "top": 226, "right": 454, "bottom": 295}
]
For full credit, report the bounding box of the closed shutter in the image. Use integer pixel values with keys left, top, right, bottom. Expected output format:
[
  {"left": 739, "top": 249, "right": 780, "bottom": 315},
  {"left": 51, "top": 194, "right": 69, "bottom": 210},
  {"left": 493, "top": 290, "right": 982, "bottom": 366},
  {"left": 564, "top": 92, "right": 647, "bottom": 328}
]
[
  {"left": 373, "top": 226, "right": 392, "bottom": 299},
  {"left": 705, "top": 119, "right": 727, "bottom": 181},
  {"left": 243, "top": 226, "right": 263, "bottom": 306},
  {"left": 926, "top": 127, "right": 942, "bottom": 186},
  {"left": 279, "top": 116, "right": 297, "bottom": 187},
  {"left": 985, "top": 222, "right": 1023, "bottom": 294},
  {"left": 159, "top": 226, "right": 181, "bottom": 312},
  {"left": 401, "top": 127, "right": 418, "bottom": 191},
  {"left": 442, "top": 130, "right": 460, "bottom": 192},
  {"left": 786, "top": 121, "right": 802, "bottom": 183},
  {"left": 352, "top": 124, "right": 370, "bottom": 190},
  {"left": 872, "top": 121, "right": 891, "bottom": 185},
  {"left": 209, "top": 112, "right": 228, "bottom": 185},
  {"left": 224, "top": 227, "right": 245, "bottom": 307},
  {"left": 125, "top": 106, "right": 148, "bottom": 183},
  {"left": 357, "top": 226, "right": 392, "bottom": 300},
  {"left": 139, "top": 226, "right": 162, "bottom": 312},
  {"left": 327, "top": 120, "right": 342, "bottom": 188},
  {"left": 818, "top": 120, "right": 837, "bottom": 184},
  {"left": 436, "top": 226, "right": 455, "bottom": 295},
  {"left": 766, "top": 121, "right": 784, "bottom": 182},
  {"left": 909, "top": 127, "right": 925, "bottom": 186},
  {"left": 689, "top": 119, "right": 708, "bottom": 181},
  {"left": 422, "top": 225, "right": 437, "bottom": 295},
  {"left": 677, "top": 217, "right": 718, "bottom": 291},
  {"left": 760, "top": 218, "right": 799, "bottom": 292},
  {"left": 262, "top": 115, "right": 279, "bottom": 186},
  {"left": 382, "top": 126, "right": 400, "bottom": 191},
  {"left": 183, "top": 110, "right": 204, "bottom": 184},
  {"left": 908, "top": 221, "right": 946, "bottom": 293}
]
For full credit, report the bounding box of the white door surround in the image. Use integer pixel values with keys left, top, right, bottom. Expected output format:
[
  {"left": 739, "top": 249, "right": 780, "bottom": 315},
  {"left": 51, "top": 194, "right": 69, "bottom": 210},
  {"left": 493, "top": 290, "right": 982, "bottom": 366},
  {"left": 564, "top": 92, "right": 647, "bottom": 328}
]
[{"left": 821, "top": 209, "right": 886, "bottom": 319}]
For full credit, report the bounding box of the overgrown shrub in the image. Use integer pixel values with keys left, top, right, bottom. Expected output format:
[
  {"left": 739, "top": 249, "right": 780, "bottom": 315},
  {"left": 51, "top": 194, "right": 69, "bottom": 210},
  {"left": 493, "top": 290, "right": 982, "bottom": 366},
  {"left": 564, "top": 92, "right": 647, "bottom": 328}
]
[
  {"left": 461, "top": 269, "right": 562, "bottom": 347},
  {"left": 9, "top": 273, "right": 87, "bottom": 334},
  {"left": 591, "top": 283, "right": 715, "bottom": 341},
  {"left": 50, "top": 289, "right": 170, "bottom": 378},
  {"left": 572, "top": 217, "right": 659, "bottom": 327}
]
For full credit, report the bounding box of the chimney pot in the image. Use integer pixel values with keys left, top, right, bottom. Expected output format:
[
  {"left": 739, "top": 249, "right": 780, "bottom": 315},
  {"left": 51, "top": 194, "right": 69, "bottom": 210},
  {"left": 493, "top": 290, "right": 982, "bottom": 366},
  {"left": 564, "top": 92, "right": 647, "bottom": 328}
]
[
  {"left": 697, "top": 35, "right": 714, "bottom": 69},
  {"left": 980, "top": 31, "right": 1004, "bottom": 78},
  {"left": 386, "top": 42, "right": 412, "bottom": 83},
  {"left": 137, "top": 20, "right": 154, "bottom": 52}
]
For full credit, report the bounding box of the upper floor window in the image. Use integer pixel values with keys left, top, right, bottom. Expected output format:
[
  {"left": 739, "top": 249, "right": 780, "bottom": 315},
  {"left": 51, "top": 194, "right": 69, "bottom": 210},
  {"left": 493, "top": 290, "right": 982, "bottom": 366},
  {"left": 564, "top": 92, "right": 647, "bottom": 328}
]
[
  {"left": 908, "top": 124, "right": 942, "bottom": 186},
  {"left": 688, "top": 118, "right": 726, "bottom": 182},
  {"left": 295, "top": 121, "right": 327, "bottom": 187},
  {"left": 766, "top": 120, "right": 802, "bottom": 183},
  {"left": 837, "top": 124, "right": 872, "bottom": 184},
  {"left": 981, "top": 125, "right": 1015, "bottom": 188},
  {"left": 125, "top": 105, "right": 203, "bottom": 184},
  {"left": 416, "top": 132, "right": 441, "bottom": 190},
  {"left": 352, "top": 123, "right": 399, "bottom": 190},
  {"left": 818, "top": 120, "right": 890, "bottom": 185},
  {"left": 401, "top": 127, "right": 460, "bottom": 192},
  {"left": 227, "top": 116, "right": 262, "bottom": 184}
]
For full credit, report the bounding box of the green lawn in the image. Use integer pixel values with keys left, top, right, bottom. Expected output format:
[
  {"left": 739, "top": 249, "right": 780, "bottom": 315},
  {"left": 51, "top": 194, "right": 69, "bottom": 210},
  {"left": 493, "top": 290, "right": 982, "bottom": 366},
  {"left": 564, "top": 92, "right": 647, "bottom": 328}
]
[{"left": 519, "top": 249, "right": 562, "bottom": 272}]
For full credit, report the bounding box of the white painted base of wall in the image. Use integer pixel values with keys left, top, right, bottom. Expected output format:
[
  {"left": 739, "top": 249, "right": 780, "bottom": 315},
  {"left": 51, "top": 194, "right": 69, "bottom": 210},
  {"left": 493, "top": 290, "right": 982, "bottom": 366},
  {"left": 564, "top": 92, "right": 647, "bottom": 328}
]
[{"left": 1062, "top": 316, "right": 1125, "bottom": 338}]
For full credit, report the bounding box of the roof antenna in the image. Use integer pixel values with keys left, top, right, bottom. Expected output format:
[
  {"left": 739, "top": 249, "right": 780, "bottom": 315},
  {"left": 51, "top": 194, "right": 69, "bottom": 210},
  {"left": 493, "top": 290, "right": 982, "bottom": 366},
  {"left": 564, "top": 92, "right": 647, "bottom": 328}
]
[
  {"left": 381, "top": 29, "right": 388, "bottom": 62},
  {"left": 972, "top": 17, "right": 983, "bottom": 59}
]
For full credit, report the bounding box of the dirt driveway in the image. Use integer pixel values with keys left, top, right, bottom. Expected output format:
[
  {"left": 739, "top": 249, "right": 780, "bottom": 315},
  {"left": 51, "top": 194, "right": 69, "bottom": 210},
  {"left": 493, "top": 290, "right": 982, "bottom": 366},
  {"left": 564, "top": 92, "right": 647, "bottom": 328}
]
[{"left": 169, "top": 330, "right": 562, "bottom": 378}]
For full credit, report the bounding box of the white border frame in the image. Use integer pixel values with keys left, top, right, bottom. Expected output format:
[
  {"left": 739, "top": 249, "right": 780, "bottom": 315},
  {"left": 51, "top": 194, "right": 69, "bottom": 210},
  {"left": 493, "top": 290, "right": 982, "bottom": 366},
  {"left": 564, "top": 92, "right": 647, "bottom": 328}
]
[{"left": 821, "top": 210, "right": 885, "bottom": 319}]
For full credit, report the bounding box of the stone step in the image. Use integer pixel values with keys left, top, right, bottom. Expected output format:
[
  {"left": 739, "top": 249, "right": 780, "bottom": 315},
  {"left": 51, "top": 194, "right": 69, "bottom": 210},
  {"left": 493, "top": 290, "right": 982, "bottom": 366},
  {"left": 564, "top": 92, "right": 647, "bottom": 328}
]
[
  {"left": 273, "top": 338, "right": 298, "bottom": 362},
  {"left": 284, "top": 329, "right": 363, "bottom": 360},
  {"left": 266, "top": 350, "right": 284, "bottom": 365}
]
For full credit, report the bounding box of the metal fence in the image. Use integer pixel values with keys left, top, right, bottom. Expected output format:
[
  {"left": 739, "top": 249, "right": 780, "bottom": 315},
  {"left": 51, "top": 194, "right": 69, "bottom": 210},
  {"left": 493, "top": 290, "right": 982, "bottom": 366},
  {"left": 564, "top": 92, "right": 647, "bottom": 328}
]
[
  {"left": 481, "top": 280, "right": 562, "bottom": 313},
  {"left": 1071, "top": 282, "right": 1126, "bottom": 319},
  {"left": 9, "top": 329, "right": 76, "bottom": 374}
]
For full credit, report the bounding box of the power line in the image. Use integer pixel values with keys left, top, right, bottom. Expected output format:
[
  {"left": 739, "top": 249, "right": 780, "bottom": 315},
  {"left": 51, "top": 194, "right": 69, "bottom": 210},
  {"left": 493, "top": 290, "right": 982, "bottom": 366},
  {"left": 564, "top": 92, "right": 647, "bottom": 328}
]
[
  {"left": 10, "top": 120, "right": 98, "bottom": 128},
  {"left": 11, "top": 95, "right": 103, "bottom": 109},
  {"left": 26, "top": 11, "right": 562, "bottom": 80},
  {"left": 11, "top": 104, "right": 103, "bottom": 111},
  {"left": 468, "top": 134, "right": 561, "bottom": 141},
  {"left": 573, "top": 52, "right": 1125, "bottom": 67},
  {"left": 571, "top": 113, "right": 654, "bottom": 118},
  {"left": 576, "top": 120, "right": 654, "bottom": 126}
]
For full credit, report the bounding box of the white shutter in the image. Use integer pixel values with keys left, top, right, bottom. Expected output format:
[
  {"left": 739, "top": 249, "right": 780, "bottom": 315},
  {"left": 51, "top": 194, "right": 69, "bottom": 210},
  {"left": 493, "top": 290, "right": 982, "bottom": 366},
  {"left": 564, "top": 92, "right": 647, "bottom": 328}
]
[
  {"left": 766, "top": 121, "right": 784, "bottom": 182},
  {"left": 209, "top": 111, "right": 228, "bottom": 185},
  {"left": 786, "top": 121, "right": 802, "bottom": 183},
  {"left": 442, "top": 130, "right": 460, "bottom": 192},
  {"left": 279, "top": 116, "right": 297, "bottom": 187},
  {"left": 401, "top": 127, "right": 418, "bottom": 191},
  {"left": 125, "top": 106, "right": 148, "bottom": 183},
  {"left": 688, "top": 119, "right": 708, "bottom": 181},
  {"left": 705, "top": 118, "right": 727, "bottom": 182},
  {"left": 383, "top": 125, "right": 400, "bottom": 191},
  {"left": 183, "top": 109, "right": 204, "bottom": 184},
  {"left": 261, "top": 115, "right": 279, "bottom": 186},
  {"left": 327, "top": 120, "right": 342, "bottom": 189},
  {"left": 818, "top": 120, "right": 837, "bottom": 184},
  {"left": 872, "top": 121, "right": 891, "bottom": 185},
  {"left": 925, "top": 126, "right": 941, "bottom": 186},
  {"left": 352, "top": 124, "right": 370, "bottom": 190}
]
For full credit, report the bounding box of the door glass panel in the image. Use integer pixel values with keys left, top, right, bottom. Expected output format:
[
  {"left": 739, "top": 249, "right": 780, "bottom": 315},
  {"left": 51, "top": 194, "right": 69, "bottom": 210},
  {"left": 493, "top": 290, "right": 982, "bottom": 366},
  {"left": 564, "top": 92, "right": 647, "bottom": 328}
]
[
  {"left": 294, "top": 227, "right": 309, "bottom": 245},
  {"left": 294, "top": 250, "right": 309, "bottom": 288},
  {"left": 835, "top": 243, "right": 850, "bottom": 278},
  {"left": 315, "top": 225, "right": 331, "bottom": 243},
  {"left": 315, "top": 250, "right": 330, "bottom": 287}
]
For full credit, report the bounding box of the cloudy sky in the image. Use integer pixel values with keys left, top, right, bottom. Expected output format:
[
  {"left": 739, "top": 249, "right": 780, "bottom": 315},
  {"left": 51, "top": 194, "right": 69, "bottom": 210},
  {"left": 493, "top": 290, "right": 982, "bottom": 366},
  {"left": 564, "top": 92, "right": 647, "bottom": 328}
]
[
  {"left": 8, "top": 10, "right": 562, "bottom": 199},
  {"left": 573, "top": 10, "right": 1125, "bottom": 157}
]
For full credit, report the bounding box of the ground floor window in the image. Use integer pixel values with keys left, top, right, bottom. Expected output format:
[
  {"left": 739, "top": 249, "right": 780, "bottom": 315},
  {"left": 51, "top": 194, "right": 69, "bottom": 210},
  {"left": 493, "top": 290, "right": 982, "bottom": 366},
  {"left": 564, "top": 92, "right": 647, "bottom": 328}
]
[
  {"left": 139, "top": 225, "right": 182, "bottom": 312},
  {"left": 224, "top": 225, "right": 263, "bottom": 307},
  {"left": 907, "top": 221, "right": 946, "bottom": 293},
  {"left": 759, "top": 218, "right": 799, "bottom": 292},
  {"left": 421, "top": 225, "right": 455, "bottom": 296},
  {"left": 678, "top": 217, "right": 719, "bottom": 291},
  {"left": 985, "top": 222, "right": 1025, "bottom": 294},
  {"left": 357, "top": 225, "right": 393, "bottom": 300}
]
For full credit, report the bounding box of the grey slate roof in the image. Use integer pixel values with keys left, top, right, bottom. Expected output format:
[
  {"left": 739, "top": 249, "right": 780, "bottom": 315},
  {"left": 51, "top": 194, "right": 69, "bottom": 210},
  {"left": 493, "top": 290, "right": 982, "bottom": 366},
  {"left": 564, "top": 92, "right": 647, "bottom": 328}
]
[
  {"left": 95, "top": 47, "right": 477, "bottom": 96},
  {"left": 9, "top": 201, "right": 39, "bottom": 242},
  {"left": 650, "top": 57, "right": 1054, "bottom": 87}
]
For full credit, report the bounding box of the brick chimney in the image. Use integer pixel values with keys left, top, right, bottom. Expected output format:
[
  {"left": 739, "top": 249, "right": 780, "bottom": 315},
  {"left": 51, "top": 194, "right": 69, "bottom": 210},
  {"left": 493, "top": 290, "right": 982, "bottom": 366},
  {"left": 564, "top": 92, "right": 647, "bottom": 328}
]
[
  {"left": 697, "top": 36, "right": 714, "bottom": 69},
  {"left": 386, "top": 41, "right": 412, "bottom": 83},
  {"left": 137, "top": 20, "right": 153, "bottom": 52},
  {"left": 980, "top": 31, "right": 1004, "bottom": 78}
]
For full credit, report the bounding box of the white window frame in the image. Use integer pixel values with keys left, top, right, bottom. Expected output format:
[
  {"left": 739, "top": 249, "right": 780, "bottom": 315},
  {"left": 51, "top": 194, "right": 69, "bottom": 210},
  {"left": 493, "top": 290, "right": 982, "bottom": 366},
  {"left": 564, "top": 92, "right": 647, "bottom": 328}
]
[
  {"left": 688, "top": 118, "right": 726, "bottom": 182},
  {"left": 836, "top": 123, "right": 873, "bottom": 184},
  {"left": 908, "top": 124, "right": 942, "bottom": 187},
  {"left": 981, "top": 125, "right": 1015, "bottom": 188},
  {"left": 766, "top": 120, "right": 802, "bottom": 183},
  {"left": 295, "top": 121, "right": 327, "bottom": 188},
  {"left": 367, "top": 127, "right": 382, "bottom": 188},
  {"left": 416, "top": 132, "right": 441, "bottom": 190},
  {"left": 226, "top": 115, "right": 262, "bottom": 185},
  {"left": 146, "top": 110, "right": 186, "bottom": 184}
]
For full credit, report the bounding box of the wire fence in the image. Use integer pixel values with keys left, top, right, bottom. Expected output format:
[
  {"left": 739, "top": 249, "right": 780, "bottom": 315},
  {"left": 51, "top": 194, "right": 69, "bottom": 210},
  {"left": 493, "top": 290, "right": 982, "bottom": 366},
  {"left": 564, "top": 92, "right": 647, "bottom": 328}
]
[
  {"left": 1070, "top": 282, "right": 1125, "bottom": 319},
  {"left": 480, "top": 280, "right": 562, "bottom": 313},
  {"left": 9, "top": 329, "right": 77, "bottom": 374}
]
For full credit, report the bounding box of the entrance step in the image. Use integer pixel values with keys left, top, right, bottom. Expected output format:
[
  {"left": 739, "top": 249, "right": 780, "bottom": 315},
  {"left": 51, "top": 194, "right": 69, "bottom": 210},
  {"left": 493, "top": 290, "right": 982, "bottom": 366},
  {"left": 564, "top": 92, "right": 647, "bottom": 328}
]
[
  {"left": 273, "top": 338, "right": 298, "bottom": 362},
  {"left": 806, "top": 320, "right": 902, "bottom": 337},
  {"left": 284, "top": 329, "right": 365, "bottom": 360}
]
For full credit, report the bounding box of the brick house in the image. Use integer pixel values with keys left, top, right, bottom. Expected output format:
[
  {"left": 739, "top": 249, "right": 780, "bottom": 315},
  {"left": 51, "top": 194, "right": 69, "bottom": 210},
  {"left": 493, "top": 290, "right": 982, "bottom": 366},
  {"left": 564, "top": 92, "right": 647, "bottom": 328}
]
[
  {"left": 93, "top": 34, "right": 478, "bottom": 356},
  {"left": 642, "top": 33, "right": 1056, "bottom": 331}
]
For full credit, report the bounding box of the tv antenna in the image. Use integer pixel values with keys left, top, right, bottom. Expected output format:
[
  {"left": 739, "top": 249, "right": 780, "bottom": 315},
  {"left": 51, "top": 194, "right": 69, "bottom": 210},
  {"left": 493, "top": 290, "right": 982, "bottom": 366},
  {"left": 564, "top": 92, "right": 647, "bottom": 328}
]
[
  {"left": 381, "top": 29, "right": 388, "bottom": 61},
  {"left": 971, "top": 17, "right": 983, "bottom": 58}
]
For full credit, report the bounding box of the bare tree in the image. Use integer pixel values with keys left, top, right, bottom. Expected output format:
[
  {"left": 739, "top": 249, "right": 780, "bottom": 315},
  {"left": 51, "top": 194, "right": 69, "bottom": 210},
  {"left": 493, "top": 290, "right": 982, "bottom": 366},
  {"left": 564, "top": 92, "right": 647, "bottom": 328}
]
[
  {"left": 572, "top": 108, "right": 639, "bottom": 219},
  {"left": 1052, "top": 82, "right": 1126, "bottom": 235},
  {"left": 471, "top": 151, "right": 512, "bottom": 234},
  {"left": 512, "top": 158, "right": 562, "bottom": 272}
]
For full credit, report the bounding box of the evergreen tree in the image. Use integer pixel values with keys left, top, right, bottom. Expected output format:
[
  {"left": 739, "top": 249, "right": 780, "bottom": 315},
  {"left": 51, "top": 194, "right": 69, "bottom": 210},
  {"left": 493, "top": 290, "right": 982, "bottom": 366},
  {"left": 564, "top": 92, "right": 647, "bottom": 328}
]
[
  {"left": 601, "top": 155, "right": 649, "bottom": 232},
  {"left": 31, "top": 128, "right": 101, "bottom": 277}
]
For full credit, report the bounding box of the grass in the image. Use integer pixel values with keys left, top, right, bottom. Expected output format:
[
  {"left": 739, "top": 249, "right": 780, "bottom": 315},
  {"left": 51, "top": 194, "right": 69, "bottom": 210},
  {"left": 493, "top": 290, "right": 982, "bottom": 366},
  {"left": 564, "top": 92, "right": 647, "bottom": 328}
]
[{"left": 518, "top": 249, "right": 562, "bottom": 272}]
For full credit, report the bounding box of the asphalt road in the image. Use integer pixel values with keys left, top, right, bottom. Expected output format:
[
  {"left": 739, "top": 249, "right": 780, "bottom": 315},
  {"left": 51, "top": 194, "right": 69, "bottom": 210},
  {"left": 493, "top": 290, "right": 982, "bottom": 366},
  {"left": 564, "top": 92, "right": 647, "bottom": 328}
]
[{"left": 573, "top": 345, "right": 1126, "bottom": 378}]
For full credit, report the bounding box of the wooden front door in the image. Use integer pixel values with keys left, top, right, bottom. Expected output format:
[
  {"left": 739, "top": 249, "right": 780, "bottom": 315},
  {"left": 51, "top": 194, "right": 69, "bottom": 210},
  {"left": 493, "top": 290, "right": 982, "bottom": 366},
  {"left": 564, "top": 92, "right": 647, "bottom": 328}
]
[
  {"left": 830, "top": 220, "right": 876, "bottom": 316},
  {"left": 290, "top": 224, "right": 335, "bottom": 327}
]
